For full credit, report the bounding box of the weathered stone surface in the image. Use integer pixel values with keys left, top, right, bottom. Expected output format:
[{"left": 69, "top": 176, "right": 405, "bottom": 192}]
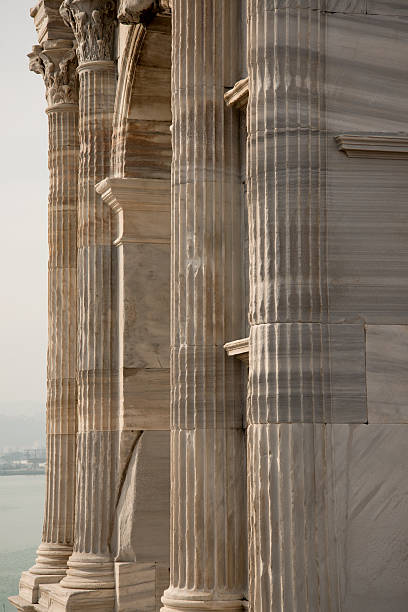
[
  {"left": 57, "top": 3, "right": 118, "bottom": 593},
  {"left": 331, "top": 424, "right": 408, "bottom": 611},
  {"left": 28, "top": 40, "right": 78, "bottom": 107},
  {"left": 327, "top": 14, "right": 408, "bottom": 325},
  {"left": 31, "top": 0, "right": 75, "bottom": 45},
  {"left": 327, "top": 13, "right": 408, "bottom": 134},
  {"left": 162, "top": 2, "right": 246, "bottom": 611},
  {"left": 329, "top": 324, "right": 367, "bottom": 423},
  {"left": 114, "top": 431, "right": 170, "bottom": 563},
  {"left": 367, "top": 0, "right": 408, "bottom": 14},
  {"left": 115, "top": 562, "right": 169, "bottom": 612},
  {"left": 326, "top": 0, "right": 366, "bottom": 11},
  {"left": 367, "top": 325, "right": 408, "bottom": 423},
  {"left": 118, "top": 0, "right": 171, "bottom": 24},
  {"left": 15, "top": 12, "right": 80, "bottom": 604},
  {"left": 15, "top": 2, "right": 408, "bottom": 612},
  {"left": 246, "top": 5, "right": 340, "bottom": 610},
  {"left": 60, "top": 0, "right": 116, "bottom": 63}
]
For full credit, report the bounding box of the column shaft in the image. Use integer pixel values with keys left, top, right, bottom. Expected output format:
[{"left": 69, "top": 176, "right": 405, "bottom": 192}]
[
  {"left": 246, "top": 3, "right": 338, "bottom": 610},
  {"left": 33, "top": 105, "right": 79, "bottom": 573},
  {"left": 61, "top": 61, "right": 117, "bottom": 590},
  {"left": 162, "top": 2, "right": 246, "bottom": 611}
]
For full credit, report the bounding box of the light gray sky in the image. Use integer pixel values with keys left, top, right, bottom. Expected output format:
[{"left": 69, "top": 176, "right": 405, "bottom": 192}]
[{"left": 0, "top": 1, "right": 49, "bottom": 410}]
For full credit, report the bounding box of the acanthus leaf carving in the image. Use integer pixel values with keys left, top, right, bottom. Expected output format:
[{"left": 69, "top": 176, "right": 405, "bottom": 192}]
[
  {"left": 28, "top": 40, "right": 79, "bottom": 107},
  {"left": 59, "top": 0, "right": 116, "bottom": 64}
]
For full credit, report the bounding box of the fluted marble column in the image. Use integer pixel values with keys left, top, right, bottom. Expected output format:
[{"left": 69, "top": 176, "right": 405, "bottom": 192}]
[
  {"left": 162, "top": 2, "right": 246, "bottom": 611},
  {"left": 58, "top": 0, "right": 118, "bottom": 592},
  {"left": 246, "top": 3, "right": 338, "bottom": 610},
  {"left": 11, "top": 41, "right": 79, "bottom": 609}
]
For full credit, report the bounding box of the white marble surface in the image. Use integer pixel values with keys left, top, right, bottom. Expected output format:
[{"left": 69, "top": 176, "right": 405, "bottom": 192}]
[
  {"left": 328, "top": 137, "right": 408, "bottom": 324},
  {"left": 327, "top": 13, "right": 408, "bottom": 133},
  {"left": 366, "top": 325, "right": 408, "bottom": 423},
  {"left": 329, "top": 324, "right": 367, "bottom": 422},
  {"left": 114, "top": 430, "right": 170, "bottom": 564},
  {"left": 367, "top": 1, "right": 408, "bottom": 15},
  {"left": 327, "top": 0, "right": 366, "bottom": 11},
  {"left": 331, "top": 424, "right": 408, "bottom": 611}
]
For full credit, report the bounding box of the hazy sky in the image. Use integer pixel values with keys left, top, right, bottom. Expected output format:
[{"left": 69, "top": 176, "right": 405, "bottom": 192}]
[{"left": 0, "top": 1, "right": 49, "bottom": 409}]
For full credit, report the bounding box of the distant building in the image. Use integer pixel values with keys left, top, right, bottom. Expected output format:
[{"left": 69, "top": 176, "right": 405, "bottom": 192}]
[{"left": 10, "top": 1, "right": 408, "bottom": 611}]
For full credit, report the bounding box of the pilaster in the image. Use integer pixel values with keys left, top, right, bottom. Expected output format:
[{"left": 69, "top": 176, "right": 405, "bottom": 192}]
[
  {"left": 162, "top": 2, "right": 246, "bottom": 611},
  {"left": 97, "top": 177, "right": 171, "bottom": 611},
  {"left": 246, "top": 3, "right": 339, "bottom": 610}
]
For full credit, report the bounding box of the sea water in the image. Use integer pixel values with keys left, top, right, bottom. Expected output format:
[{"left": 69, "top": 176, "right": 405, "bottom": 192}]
[{"left": 0, "top": 475, "right": 45, "bottom": 611}]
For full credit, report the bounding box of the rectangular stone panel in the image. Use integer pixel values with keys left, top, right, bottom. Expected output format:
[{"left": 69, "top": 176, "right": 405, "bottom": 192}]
[
  {"left": 327, "top": 14, "right": 408, "bottom": 133},
  {"left": 123, "top": 367, "right": 170, "bottom": 430},
  {"left": 115, "top": 562, "right": 170, "bottom": 612},
  {"left": 326, "top": 0, "right": 366, "bottom": 12},
  {"left": 329, "top": 324, "right": 367, "bottom": 423},
  {"left": 367, "top": 1, "right": 408, "bottom": 15},
  {"left": 123, "top": 243, "right": 170, "bottom": 370},
  {"left": 328, "top": 136, "right": 408, "bottom": 324},
  {"left": 331, "top": 424, "right": 408, "bottom": 612},
  {"left": 366, "top": 325, "right": 408, "bottom": 422}
]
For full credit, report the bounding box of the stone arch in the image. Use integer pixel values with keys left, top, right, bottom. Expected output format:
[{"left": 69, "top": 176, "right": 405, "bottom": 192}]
[{"left": 112, "top": 13, "right": 171, "bottom": 179}]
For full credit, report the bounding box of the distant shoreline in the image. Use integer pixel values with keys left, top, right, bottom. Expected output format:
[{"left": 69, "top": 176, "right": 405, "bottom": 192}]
[{"left": 0, "top": 470, "right": 45, "bottom": 476}]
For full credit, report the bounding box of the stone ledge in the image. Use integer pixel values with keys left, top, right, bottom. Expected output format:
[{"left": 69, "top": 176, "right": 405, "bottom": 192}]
[
  {"left": 224, "top": 77, "right": 249, "bottom": 110},
  {"left": 335, "top": 133, "right": 408, "bottom": 159},
  {"left": 224, "top": 338, "right": 249, "bottom": 364}
]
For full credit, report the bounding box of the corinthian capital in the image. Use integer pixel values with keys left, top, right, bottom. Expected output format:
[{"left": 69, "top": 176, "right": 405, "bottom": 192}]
[
  {"left": 59, "top": 0, "right": 116, "bottom": 64},
  {"left": 28, "top": 39, "right": 78, "bottom": 107}
]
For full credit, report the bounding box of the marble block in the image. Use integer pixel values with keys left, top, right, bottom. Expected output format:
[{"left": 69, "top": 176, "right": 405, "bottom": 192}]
[
  {"left": 328, "top": 137, "right": 408, "bottom": 324},
  {"left": 329, "top": 324, "right": 367, "bottom": 423},
  {"left": 327, "top": 13, "right": 408, "bottom": 133},
  {"left": 115, "top": 562, "right": 169, "bottom": 612},
  {"left": 327, "top": 0, "right": 366, "bottom": 11},
  {"left": 366, "top": 325, "right": 408, "bottom": 423},
  {"left": 367, "top": 1, "right": 408, "bottom": 15},
  {"left": 331, "top": 424, "right": 408, "bottom": 611},
  {"left": 114, "top": 430, "right": 170, "bottom": 563}
]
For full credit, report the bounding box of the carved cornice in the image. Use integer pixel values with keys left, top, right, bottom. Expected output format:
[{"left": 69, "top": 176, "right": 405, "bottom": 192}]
[
  {"left": 224, "top": 337, "right": 249, "bottom": 364},
  {"left": 96, "top": 177, "right": 170, "bottom": 246},
  {"left": 118, "top": 0, "right": 171, "bottom": 24},
  {"left": 59, "top": 0, "right": 116, "bottom": 63},
  {"left": 335, "top": 133, "right": 408, "bottom": 159},
  {"left": 28, "top": 39, "right": 79, "bottom": 107},
  {"left": 224, "top": 77, "right": 249, "bottom": 110}
]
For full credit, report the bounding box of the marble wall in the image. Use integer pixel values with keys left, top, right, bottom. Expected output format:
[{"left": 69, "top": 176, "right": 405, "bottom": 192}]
[{"left": 327, "top": 4, "right": 408, "bottom": 609}]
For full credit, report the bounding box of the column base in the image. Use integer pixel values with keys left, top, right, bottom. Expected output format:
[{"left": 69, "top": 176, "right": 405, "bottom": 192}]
[
  {"left": 30, "top": 543, "right": 72, "bottom": 576},
  {"left": 161, "top": 589, "right": 245, "bottom": 612},
  {"left": 8, "top": 595, "right": 36, "bottom": 612},
  {"left": 47, "top": 584, "right": 115, "bottom": 611},
  {"left": 59, "top": 552, "right": 115, "bottom": 590},
  {"left": 11, "top": 571, "right": 64, "bottom": 606}
]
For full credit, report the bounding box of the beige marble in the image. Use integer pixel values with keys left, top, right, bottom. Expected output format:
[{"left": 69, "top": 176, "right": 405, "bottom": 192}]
[
  {"left": 57, "top": 0, "right": 118, "bottom": 594},
  {"left": 162, "top": 2, "right": 246, "bottom": 611},
  {"left": 13, "top": 2, "right": 408, "bottom": 612},
  {"left": 246, "top": 5, "right": 340, "bottom": 610},
  {"left": 367, "top": 325, "right": 408, "bottom": 423},
  {"left": 331, "top": 424, "right": 408, "bottom": 611},
  {"left": 11, "top": 5, "right": 79, "bottom": 608}
]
